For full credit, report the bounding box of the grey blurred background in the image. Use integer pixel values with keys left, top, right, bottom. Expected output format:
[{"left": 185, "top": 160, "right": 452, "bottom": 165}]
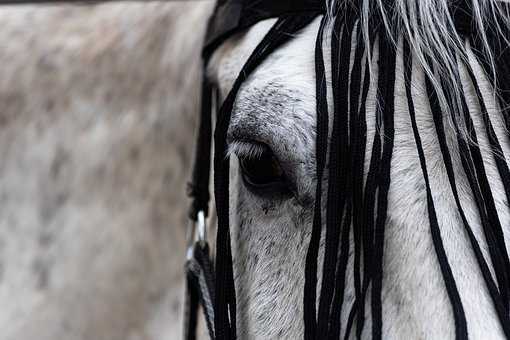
[{"left": 0, "top": 2, "right": 213, "bottom": 339}]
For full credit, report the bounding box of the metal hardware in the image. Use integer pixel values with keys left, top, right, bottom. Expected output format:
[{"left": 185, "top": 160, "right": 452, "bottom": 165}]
[{"left": 186, "top": 210, "right": 207, "bottom": 260}]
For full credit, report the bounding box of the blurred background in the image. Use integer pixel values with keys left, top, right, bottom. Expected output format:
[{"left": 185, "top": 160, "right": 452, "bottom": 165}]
[{"left": 0, "top": 1, "right": 213, "bottom": 339}]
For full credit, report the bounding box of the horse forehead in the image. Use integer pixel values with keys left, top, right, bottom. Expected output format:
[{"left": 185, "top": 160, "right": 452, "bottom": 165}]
[{"left": 208, "top": 17, "right": 321, "bottom": 104}]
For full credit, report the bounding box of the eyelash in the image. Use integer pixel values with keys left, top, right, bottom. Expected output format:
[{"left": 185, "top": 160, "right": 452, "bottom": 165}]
[{"left": 228, "top": 140, "right": 267, "bottom": 160}]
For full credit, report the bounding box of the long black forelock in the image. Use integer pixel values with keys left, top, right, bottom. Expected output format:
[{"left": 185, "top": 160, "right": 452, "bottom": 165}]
[{"left": 187, "top": 0, "right": 510, "bottom": 339}]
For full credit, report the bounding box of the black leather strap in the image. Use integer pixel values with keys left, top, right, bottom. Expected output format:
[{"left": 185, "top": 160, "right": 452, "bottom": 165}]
[
  {"left": 203, "top": 0, "right": 324, "bottom": 58},
  {"left": 184, "top": 244, "right": 216, "bottom": 340}
]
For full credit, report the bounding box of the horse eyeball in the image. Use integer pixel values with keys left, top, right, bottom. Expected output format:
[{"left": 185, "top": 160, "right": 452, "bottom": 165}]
[{"left": 239, "top": 148, "right": 286, "bottom": 189}]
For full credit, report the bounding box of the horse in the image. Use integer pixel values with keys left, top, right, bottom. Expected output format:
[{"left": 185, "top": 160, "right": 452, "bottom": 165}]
[
  {"left": 191, "top": 0, "right": 510, "bottom": 338},
  {"left": 0, "top": 2, "right": 212, "bottom": 339}
]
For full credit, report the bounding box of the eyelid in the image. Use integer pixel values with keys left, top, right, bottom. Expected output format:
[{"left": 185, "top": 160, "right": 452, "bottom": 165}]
[{"left": 227, "top": 140, "right": 269, "bottom": 160}]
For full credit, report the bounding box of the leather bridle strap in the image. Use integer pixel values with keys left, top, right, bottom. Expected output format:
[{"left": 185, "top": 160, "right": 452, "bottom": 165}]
[{"left": 184, "top": 239, "right": 216, "bottom": 340}]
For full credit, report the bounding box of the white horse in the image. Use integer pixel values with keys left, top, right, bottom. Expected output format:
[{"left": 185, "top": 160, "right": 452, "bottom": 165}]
[
  {"left": 0, "top": 3, "right": 212, "bottom": 339},
  {"left": 204, "top": 0, "right": 510, "bottom": 338}
]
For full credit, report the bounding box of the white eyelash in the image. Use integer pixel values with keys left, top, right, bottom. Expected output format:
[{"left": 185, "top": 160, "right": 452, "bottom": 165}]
[{"left": 227, "top": 140, "right": 267, "bottom": 160}]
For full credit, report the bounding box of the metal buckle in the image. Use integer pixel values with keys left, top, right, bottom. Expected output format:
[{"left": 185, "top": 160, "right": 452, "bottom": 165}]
[{"left": 186, "top": 210, "right": 207, "bottom": 260}]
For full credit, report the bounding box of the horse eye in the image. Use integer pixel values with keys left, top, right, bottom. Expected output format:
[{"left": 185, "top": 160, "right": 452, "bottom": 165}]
[{"left": 238, "top": 146, "right": 287, "bottom": 191}]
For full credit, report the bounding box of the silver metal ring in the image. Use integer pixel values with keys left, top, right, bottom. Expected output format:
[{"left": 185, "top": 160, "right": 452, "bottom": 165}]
[
  {"left": 186, "top": 210, "right": 208, "bottom": 260},
  {"left": 197, "top": 210, "right": 207, "bottom": 246}
]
